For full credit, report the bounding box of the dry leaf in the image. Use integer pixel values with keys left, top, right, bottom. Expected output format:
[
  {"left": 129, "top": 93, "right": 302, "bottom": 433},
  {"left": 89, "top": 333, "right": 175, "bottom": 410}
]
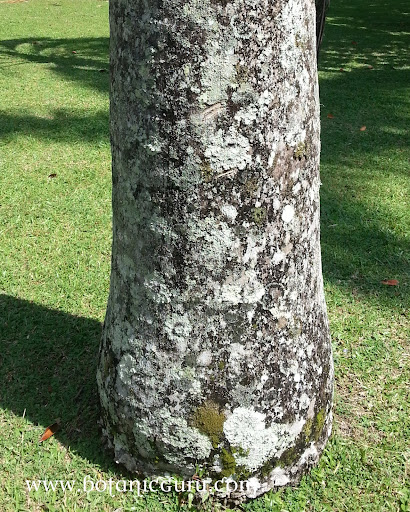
[
  {"left": 40, "top": 419, "right": 60, "bottom": 443},
  {"left": 360, "top": 126, "right": 366, "bottom": 131},
  {"left": 327, "top": 113, "right": 334, "bottom": 119},
  {"left": 381, "top": 279, "right": 399, "bottom": 286}
]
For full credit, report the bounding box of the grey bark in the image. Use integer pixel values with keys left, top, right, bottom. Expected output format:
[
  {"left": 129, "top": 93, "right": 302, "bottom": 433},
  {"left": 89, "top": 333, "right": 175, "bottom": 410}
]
[{"left": 97, "top": 0, "right": 334, "bottom": 500}]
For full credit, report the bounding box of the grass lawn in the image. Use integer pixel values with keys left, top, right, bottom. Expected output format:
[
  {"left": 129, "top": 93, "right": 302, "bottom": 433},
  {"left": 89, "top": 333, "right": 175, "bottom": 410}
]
[{"left": 0, "top": 0, "right": 408, "bottom": 510}]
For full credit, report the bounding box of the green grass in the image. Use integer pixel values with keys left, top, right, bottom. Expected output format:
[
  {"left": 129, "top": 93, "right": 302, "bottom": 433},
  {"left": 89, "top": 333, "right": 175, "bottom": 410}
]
[{"left": 0, "top": 0, "right": 408, "bottom": 511}]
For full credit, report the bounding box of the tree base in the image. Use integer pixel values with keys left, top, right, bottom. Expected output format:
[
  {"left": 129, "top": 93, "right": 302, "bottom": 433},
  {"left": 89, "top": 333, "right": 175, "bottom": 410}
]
[{"left": 99, "top": 410, "right": 332, "bottom": 502}]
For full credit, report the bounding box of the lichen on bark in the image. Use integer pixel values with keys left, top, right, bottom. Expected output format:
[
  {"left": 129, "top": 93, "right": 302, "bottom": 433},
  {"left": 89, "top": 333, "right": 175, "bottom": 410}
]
[{"left": 97, "top": 0, "right": 334, "bottom": 500}]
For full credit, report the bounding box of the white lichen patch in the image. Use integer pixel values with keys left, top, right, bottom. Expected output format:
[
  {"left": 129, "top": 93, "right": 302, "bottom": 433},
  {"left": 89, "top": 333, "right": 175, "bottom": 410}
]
[
  {"left": 135, "top": 410, "right": 213, "bottom": 467},
  {"left": 242, "top": 235, "right": 266, "bottom": 266},
  {"left": 219, "top": 269, "right": 265, "bottom": 305},
  {"left": 116, "top": 353, "right": 137, "bottom": 391},
  {"left": 228, "top": 343, "right": 249, "bottom": 374},
  {"left": 300, "top": 393, "right": 312, "bottom": 411},
  {"left": 269, "top": 467, "right": 290, "bottom": 486},
  {"left": 223, "top": 407, "right": 305, "bottom": 471},
  {"left": 198, "top": 38, "right": 237, "bottom": 106},
  {"left": 272, "top": 249, "right": 285, "bottom": 265},
  {"left": 245, "top": 477, "right": 261, "bottom": 498},
  {"left": 164, "top": 313, "right": 192, "bottom": 352},
  {"left": 186, "top": 216, "right": 236, "bottom": 272},
  {"left": 220, "top": 204, "right": 238, "bottom": 222},
  {"left": 204, "top": 128, "right": 252, "bottom": 172},
  {"left": 197, "top": 350, "right": 213, "bottom": 366},
  {"left": 234, "top": 103, "right": 259, "bottom": 125},
  {"left": 282, "top": 204, "right": 295, "bottom": 223},
  {"left": 144, "top": 272, "right": 172, "bottom": 304}
]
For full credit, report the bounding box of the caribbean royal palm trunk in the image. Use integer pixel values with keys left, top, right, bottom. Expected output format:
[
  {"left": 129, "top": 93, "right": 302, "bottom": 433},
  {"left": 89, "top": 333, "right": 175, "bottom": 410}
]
[{"left": 97, "top": 0, "right": 333, "bottom": 499}]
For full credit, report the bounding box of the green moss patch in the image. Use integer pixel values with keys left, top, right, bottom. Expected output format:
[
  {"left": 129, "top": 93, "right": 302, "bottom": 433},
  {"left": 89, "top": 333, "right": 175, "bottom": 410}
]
[
  {"left": 191, "top": 400, "right": 225, "bottom": 448},
  {"left": 252, "top": 207, "right": 267, "bottom": 225}
]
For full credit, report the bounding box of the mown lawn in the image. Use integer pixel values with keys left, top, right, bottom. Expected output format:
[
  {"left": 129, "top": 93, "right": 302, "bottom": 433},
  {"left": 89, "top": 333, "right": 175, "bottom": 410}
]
[{"left": 0, "top": 0, "right": 408, "bottom": 511}]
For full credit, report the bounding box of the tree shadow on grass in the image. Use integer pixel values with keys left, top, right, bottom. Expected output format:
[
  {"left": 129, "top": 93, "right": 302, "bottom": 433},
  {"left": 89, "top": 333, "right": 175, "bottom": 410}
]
[
  {"left": 318, "top": 0, "right": 409, "bottom": 70},
  {"left": 320, "top": 187, "right": 408, "bottom": 305},
  {"left": 0, "top": 294, "right": 128, "bottom": 476},
  {"left": 317, "top": 0, "right": 409, "bottom": 305},
  {"left": 0, "top": 37, "right": 110, "bottom": 144},
  {"left": 318, "top": 62, "right": 409, "bottom": 305},
  {"left": 0, "top": 109, "right": 109, "bottom": 143},
  {"left": 0, "top": 37, "right": 109, "bottom": 94}
]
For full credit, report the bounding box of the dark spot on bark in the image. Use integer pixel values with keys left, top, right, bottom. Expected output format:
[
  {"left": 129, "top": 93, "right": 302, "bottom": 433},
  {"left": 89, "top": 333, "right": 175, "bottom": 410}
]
[{"left": 210, "top": 0, "right": 229, "bottom": 7}]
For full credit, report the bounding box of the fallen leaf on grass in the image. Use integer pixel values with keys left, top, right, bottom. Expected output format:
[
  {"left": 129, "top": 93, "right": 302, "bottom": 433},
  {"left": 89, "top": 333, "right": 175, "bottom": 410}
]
[
  {"left": 327, "top": 113, "right": 334, "bottom": 119},
  {"left": 381, "top": 279, "right": 399, "bottom": 286},
  {"left": 40, "top": 419, "right": 60, "bottom": 443},
  {"left": 360, "top": 126, "right": 366, "bottom": 131}
]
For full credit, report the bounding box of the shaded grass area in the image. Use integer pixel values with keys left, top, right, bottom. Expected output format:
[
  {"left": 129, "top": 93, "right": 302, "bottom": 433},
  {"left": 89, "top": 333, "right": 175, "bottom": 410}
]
[
  {"left": 0, "top": 295, "right": 115, "bottom": 469},
  {"left": 0, "top": 37, "right": 109, "bottom": 95},
  {"left": 319, "top": 0, "right": 409, "bottom": 303},
  {"left": 0, "top": 0, "right": 408, "bottom": 511}
]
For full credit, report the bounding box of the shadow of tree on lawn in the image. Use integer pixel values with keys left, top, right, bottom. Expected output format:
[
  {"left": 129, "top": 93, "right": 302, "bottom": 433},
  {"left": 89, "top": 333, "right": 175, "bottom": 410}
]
[
  {"left": 0, "top": 294, "right": 128, "bottom": 476},
  {"left": 0, "top": 37, "right": 110, "bottom": 143},
  {"left": 0, "top": 37, "right": 109, "bottom": 94},
  {"left": 0, "top": 108, "right": 109, "bottom": 143},
  {"left": 318, "top": 0, "right": 409, "bottom": 303}
]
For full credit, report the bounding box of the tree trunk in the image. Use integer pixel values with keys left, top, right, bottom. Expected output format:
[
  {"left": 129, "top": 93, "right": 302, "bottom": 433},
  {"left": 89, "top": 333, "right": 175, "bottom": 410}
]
[{"left": 97, "top": 0, "right": 333, "bottom": 500}]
